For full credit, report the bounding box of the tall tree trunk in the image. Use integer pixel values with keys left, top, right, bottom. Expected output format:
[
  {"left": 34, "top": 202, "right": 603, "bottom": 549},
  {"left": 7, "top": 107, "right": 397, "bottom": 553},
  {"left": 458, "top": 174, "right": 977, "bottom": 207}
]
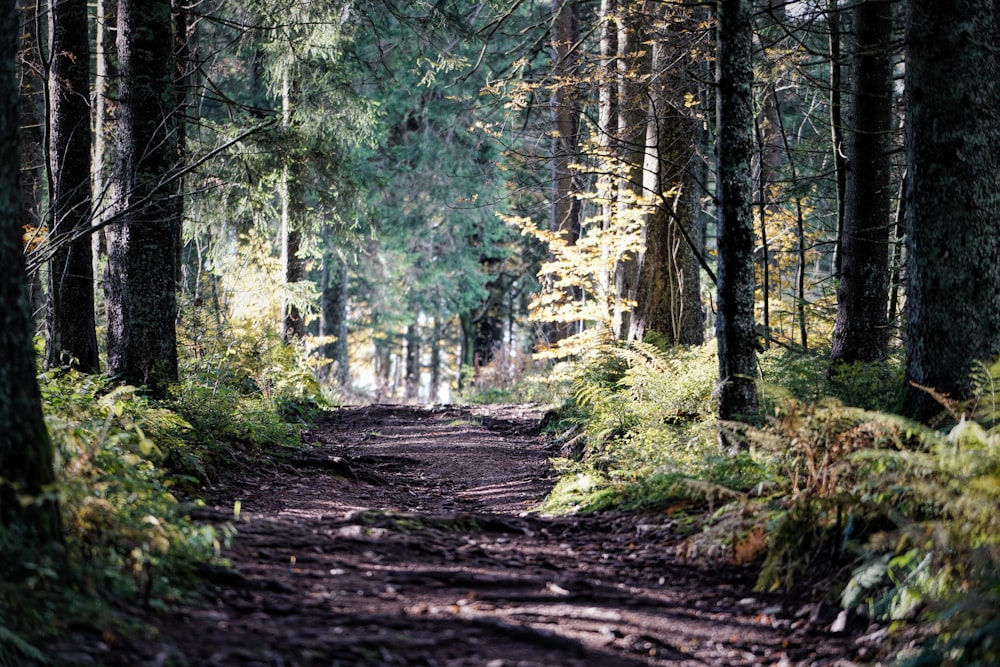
[
  {"left": 458, "top": 311, "right": 475, "bottom": 390},
  {"left": 45, "top": 0, "right": 99, "bottom": 373},
  {"left": 91, "top": 0, "right": 115, "bottom": 269},
  {"left": 829, "top": 0, "right": 847, "bottom": 277},
  {"left": 631, "top": 6, "right": 704, "bottom": 346},
  {"left": 830, "top": 0, "right": 894, "bottom": 364},
  {"left": 0, "top": 0, "right": 62, "bottom": 543},
  {"left": 756, "top": 0, "right": 787, "bottom": 351},
  {"left": 903, "top": 0, "right": 1000, "bottom": 420},
  {"left": 611, "top": 4, "right": 647, "bottom": 339},
  {"left": 280, "top": 69, "right": 306, "bottom": 342},
  {"left": 104, "top": 0, "right": 180, "bottom": 395},
  {"left": 597, "top": 0, "right": 617, "bottom": 327},
  {"left": 715, "top": 0, "right": 759, "bottom": 423},
  {"left": 548, "top": 0, "right": 581, "bottom": 344},
  {"left": 17, "top": 0, "right": 45, "bottom": 322},
  {"left": 170, "top": 0, "right": 189, "bottom": 286}
]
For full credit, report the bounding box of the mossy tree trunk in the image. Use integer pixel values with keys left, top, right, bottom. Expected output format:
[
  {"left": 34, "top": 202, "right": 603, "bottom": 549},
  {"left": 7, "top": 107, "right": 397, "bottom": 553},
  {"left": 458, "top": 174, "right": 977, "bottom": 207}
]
[
  {"left": 903, "top": 0, "right": 1000, "bottom": 420},
  {"left": 104, "top": 0, "right": 180, "bottom": 395},
  {"left": 0, "top": 0, "right": 62, "bottom": 543},
  {"left": 715, "top": 0, "right": 759, "bottom": 423}
]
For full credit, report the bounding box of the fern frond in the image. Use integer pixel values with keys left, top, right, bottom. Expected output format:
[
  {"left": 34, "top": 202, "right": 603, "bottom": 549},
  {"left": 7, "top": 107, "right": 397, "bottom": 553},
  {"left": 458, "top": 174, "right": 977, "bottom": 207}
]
[{"left": 0, "top": 624, "right": 47, "bottom": 664}]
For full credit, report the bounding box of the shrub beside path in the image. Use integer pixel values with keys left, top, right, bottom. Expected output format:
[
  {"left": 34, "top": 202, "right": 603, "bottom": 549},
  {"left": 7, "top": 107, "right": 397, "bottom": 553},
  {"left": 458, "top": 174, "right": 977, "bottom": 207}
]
[{"left": 108, "top": 404, "right": 883, "bottom": 666}]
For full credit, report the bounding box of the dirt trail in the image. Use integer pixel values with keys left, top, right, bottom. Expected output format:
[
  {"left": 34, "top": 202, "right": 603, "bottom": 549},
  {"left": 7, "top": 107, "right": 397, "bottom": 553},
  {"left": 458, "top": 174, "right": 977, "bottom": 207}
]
[{"left": 115, "top": 405, "right": 883, "bottom": 666}]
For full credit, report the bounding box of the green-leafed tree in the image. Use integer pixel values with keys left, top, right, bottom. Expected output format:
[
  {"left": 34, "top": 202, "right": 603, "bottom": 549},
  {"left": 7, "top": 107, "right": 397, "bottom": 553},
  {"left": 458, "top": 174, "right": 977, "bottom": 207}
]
[{"left": 1, "top": 0, "right": 61, "bottom": 543}]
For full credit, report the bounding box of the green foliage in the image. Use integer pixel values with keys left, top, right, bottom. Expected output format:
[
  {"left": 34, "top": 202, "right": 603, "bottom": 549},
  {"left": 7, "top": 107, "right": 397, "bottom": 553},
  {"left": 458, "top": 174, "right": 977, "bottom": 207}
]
[
  {"left": 543, "top": 342, "right": 1000, "bottom": 663},
  {"left": 40, "top": 370, "right": 227, "bottom": 602},
  {"left": 539, "top": 341, "right": 753, "bottom": 515},
  {"left": 758, "top": 348, "right": 906, "bottom": 413},
  {"left": 0, "top": 623, "right": 46, "bottom": 666},
  {"left": 856, "top": 408, "right": 1000, "bottom": 665},
  {"left": 175, "top": 316, "right": 323, "bottom": 455}
]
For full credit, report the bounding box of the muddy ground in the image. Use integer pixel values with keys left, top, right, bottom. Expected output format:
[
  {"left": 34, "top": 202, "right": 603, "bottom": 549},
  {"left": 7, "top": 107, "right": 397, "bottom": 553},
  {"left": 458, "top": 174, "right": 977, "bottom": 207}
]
[{"left": 103, "top": 404, "right": 890, "bottom": 666}]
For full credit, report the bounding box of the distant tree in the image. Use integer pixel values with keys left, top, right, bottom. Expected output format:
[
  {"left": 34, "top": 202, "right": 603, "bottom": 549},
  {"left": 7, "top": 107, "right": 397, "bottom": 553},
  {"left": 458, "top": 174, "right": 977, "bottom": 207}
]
[
  {"left": 830, "top": 0, "right": 894, "bottom": 365},
  {"left": 548, "top": 0, "right": 581, "bottom": 344},
  {"left": 16, "top": 0, "right": 46, "bottom": 317},
  {"left": 630, "top": 3, "right": 706, "bottom": 346},
  {"left": 611, "top": 1, "right": 647, "bottom": 339},
  {"left": 715, "top": 0, "right": 759, "bottom": 423},
  {"left": 319, "top": 248, "right": 350, "bottom": 387},
  {"left": 0, "top": 0, "right": 62, "bottom": 543},
  {"left": 104, "top": 0, "right": 180, "bottom": 394},
  {"left": 45, "top": 0, "right": 99, "bottom": 373},
  {"left": 902, "top": 0, "right": 1000, "bottom": 420},
  {"left": 279, "top": 69, "right": 306, "bottom": 343}
]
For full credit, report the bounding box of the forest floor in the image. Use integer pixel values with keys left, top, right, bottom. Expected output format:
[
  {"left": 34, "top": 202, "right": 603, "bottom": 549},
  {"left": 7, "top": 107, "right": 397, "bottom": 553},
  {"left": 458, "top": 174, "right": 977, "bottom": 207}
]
[{"left": 101, "top": 404, "right": 890, "bottom": 666}]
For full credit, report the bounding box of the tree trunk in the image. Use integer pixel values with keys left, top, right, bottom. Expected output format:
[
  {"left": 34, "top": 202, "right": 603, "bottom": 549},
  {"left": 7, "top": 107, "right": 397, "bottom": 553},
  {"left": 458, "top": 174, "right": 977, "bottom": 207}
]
[
  {"left": 631, "top": 6, "right": 705, "bottom": 346},
  {"left": 91, "top": 0, "right": 116, "bottom": 275},
  {"left": 280, "top": 69, "right": 306, "bottom": 342},
  {"left": 429, "top": 317, "right": 443, "bottom": 402},
  {"left": 611, "top": 5, "right": 647, "bottom": 339},
  {"left": 17, "top": 0, "right": 45, "bottom": 322},
  {"left": 830, "top": 0, "right": 894, "bottom": 364},
  {"left": 902, "top": 0, "right": 1000, "bottom": 420},
  {"left": 597, "top": 0, "right": 617, "bottom": 331},
  {"left": 405, "top": 320, "right": 420, "bottom": 402},
  {"left": 0, "top": 0, "right": 62, "bottom": 543},
  {"left": 104, "top": 0, "right": 180, "bottom": 395},
  {"left": 45, "top": 0, "right": 99, "bottom": 373},
  {"left": 319, "top": 252, "right": 349, "bottom": 387},
  {"left": 715, "top": 0, "right": 759, "bottom": 423},
  {"left": 548, "top": 0, "right": 581, "bottom": 344},
  {"left": 458, "top": 311, "right": 475, "bottom": 390},
  {"left": 828, "top": 0, "right": 847, "bottom": 277}
]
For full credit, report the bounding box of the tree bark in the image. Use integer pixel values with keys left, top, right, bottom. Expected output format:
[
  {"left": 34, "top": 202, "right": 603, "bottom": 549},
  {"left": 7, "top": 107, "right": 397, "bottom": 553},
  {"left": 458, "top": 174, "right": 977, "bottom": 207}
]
[
  {"left": 830, "top": 0, "right": 894, "bottom": 364},
  {"left": 903, "top": 0, "right": 1000, "bottom": 420},
  {"left": 104, "top": 0, "right": 180, "bottom": 395},
  {"left": 319, "top": 252, "right": 349, "bottom": 388},
  {"left": 548, "top": 0, "right": 581, "bottom": 344},
  {"left": 0, "top": 0, "right": 62, "bottom": 543},
  {"left": 17, "top": 0, "right": 45, "bottom": 321},
  {"left": 611, "top": 4, "right": 647, "bottom": 339},
  {"left": 280, "top": 69, "right": 306, "bottom": 342},
  {"left": 405, "top": 320, "right": 420, "bottom": 402},
  {"left": 715, "top": 0, "right": 759, "bottom": 423},
  {"left": 631, "top": 5, "right": 705, "bottom": 346},
  {"left": 45, "top": 0, "right": 99, "bottom": 373}
]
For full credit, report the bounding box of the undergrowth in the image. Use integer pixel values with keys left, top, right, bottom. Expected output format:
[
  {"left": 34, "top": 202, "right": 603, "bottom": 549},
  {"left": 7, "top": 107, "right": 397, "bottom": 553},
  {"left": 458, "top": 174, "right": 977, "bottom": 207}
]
[
  {"left": 0, "top": 323, "right": 325, "bottom": 665},
  {"left": 539, "top": 340, "right": 1000, "bottom": 664}
]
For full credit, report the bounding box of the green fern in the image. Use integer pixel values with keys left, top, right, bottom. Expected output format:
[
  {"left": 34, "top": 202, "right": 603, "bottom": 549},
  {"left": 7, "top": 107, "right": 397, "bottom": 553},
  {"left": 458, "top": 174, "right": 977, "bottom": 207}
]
[{"left": 0, "top": 624, "right": 47, "bottom": 665}]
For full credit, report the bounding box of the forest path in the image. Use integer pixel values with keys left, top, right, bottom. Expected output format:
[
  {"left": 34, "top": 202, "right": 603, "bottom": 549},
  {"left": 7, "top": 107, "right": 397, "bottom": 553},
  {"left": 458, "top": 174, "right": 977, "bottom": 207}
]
[{"left": 126, "top": 404, "right": 877, "bottom": 666}]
